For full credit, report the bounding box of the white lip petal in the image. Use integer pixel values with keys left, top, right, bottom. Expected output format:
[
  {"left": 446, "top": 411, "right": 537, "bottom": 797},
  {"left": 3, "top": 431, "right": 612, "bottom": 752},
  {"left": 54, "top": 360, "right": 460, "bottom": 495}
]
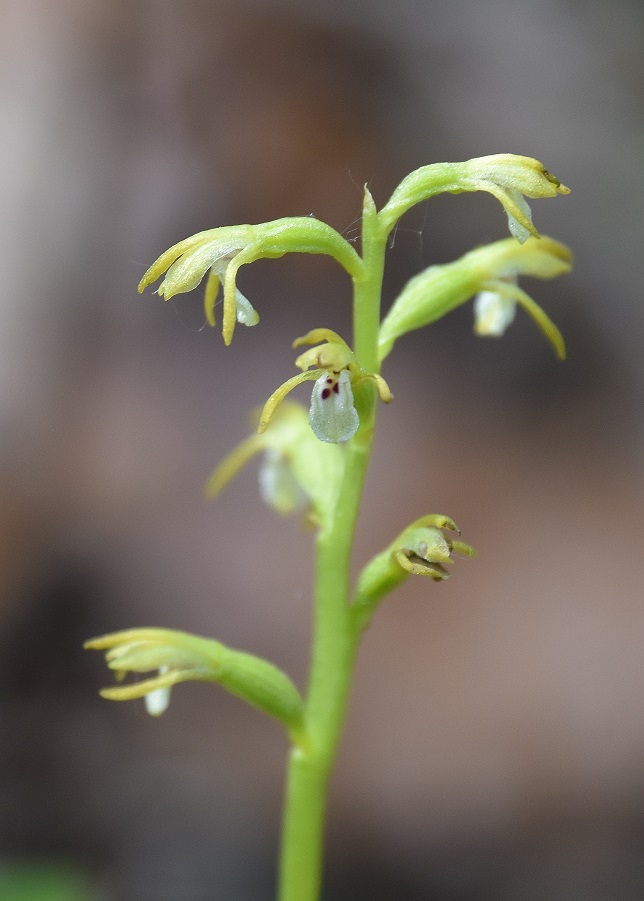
[
  {"left": 309, "top": 370, "right": 359, "bottom": 444},
  {"left": 258, "top": 448, "right": 308, "bottom": 514},
  {"left": 144, "top": 671, "right": 171, "bottom": 717},
  {"left": 473, "top": 289, "right": 517, "bottom": 337}
]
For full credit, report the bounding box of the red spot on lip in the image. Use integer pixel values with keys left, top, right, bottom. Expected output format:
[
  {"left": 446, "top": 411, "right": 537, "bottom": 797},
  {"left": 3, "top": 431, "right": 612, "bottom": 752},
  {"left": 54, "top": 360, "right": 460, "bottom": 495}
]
[
  {"left": 321, "top": 388, "right": 331, "bottom": 400},
  {"left": 332, "top": 383, "right": 340, "bottom": 394}
]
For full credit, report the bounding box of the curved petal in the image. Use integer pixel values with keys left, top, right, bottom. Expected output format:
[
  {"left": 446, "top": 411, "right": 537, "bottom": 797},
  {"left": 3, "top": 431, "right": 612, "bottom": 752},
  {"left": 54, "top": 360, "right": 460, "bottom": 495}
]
[
  {"left": 203, "top": 268, "right": 220, "bottom": 327},
  {"left": 205, "top": 432, "right": 267, "bottom": 499},
  {"left": 292, "top": 328, "right": 351, "bottom": 350},
  {"left": 484, "top": 279, "right": 566, "bottom": 359},
  {"left": 258, "top": 370, "right": 323, "bottom": 433}
]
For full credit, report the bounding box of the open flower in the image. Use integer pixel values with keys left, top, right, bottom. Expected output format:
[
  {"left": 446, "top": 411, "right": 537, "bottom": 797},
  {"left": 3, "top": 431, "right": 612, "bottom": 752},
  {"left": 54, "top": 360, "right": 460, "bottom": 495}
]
[
  {"left": 137, "top": 225, "right": 259, "bottom": 343},
  {"left": 138, "top": 219, "right": 364, "bottom": 345},
  {"left": 259, "top": 329, "right": 392, "bottom": 444}
]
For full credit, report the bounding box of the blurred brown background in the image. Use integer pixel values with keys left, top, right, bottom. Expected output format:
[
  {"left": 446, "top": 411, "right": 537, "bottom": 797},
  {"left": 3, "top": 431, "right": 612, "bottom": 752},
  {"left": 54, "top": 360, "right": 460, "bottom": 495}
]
[{"left": 1, "top": 1, "right": 643, "bottom": 898}]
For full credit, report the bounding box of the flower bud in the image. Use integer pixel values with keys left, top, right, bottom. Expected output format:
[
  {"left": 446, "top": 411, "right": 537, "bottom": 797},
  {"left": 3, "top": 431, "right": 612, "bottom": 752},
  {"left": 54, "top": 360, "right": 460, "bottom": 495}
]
[{"left": 352, "top": 516, "right": 475, "bottom": 631}]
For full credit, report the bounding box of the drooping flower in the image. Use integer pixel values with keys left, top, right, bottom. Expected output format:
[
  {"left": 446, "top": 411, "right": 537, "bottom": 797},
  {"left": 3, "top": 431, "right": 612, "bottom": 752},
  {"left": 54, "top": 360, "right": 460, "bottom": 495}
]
[
  {"left": 138, "top": 219, "right": 364, "bottom": 345},
  {"left": 84, "top": 628, "right": 306, "bottom": 741},
  {"left": 378, "top": 153, "right": 569, "bottom": 242},
  {"left": 378, "top": 236, "right": 572, "bottom": 361},
  {"left": 462, "top": 154, "right": 570, "bottom": 243}
]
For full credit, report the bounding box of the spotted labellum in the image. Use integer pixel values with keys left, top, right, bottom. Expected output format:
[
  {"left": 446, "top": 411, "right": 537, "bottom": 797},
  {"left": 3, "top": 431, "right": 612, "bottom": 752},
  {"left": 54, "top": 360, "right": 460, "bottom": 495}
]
[{"left": 309, "top": 369, "right": 359, "bottom": 444}]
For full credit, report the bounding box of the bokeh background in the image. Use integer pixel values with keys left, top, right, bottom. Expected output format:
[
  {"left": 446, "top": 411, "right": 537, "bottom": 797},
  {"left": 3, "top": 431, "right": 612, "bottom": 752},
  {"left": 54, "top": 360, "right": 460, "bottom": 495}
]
[{"left": 1, "top": 0, "right": 643, "bottom": 898}]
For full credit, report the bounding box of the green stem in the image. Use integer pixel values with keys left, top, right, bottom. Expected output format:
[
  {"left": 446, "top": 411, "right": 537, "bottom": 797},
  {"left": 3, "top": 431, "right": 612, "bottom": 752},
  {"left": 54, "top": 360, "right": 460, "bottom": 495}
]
[{"left": 277, "top": 191, "right": 388, "bottom": 901}]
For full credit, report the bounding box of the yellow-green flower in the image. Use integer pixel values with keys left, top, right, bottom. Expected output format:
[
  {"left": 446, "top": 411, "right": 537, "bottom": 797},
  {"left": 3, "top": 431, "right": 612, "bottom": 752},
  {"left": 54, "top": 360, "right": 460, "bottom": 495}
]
[
  {"left": 138, "top": 219, "right": 364, "bottom": 345},
  {"left": 378, "top": 236, "right": 572, "bottom": 361},
  {"left": 84, "top": 628, "right": 306, "bottom": 742},
  {"left": 352, "top": 515, "right": 476, "bottom": 631},
  {"left": 462, "top": 154, "right": 570, "bottom": 243},
  {"left": 378, "top": 153, "right": 569, "bottom": 242},
  {"left": 137, "top": 225, "right": 257, "bottom": 338}
]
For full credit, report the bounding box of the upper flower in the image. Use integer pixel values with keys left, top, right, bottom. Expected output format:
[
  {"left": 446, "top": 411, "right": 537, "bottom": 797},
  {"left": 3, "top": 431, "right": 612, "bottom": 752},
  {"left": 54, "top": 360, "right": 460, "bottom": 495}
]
[
  {"left": 378, "top": 154, "right": 569, "bottom": 242},
  {"left": 462, "top": 155, "right": 570, "bottom": 243},
  {"left": 378, "top": 236, "right": 572, "bottom": 361},
  {"left": 138, "top": 219, "right": 364, "bottom": 345}
]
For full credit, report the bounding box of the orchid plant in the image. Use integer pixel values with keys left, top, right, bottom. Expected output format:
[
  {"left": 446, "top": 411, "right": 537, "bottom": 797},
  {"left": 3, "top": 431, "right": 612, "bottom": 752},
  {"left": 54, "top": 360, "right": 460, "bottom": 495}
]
[{"left": 86, "top": 154, "right": 571, "bottom": 900}]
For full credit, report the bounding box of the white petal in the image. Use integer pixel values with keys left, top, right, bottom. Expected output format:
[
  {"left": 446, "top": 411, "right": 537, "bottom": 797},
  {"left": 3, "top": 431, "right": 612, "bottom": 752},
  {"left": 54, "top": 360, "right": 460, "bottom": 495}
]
[
  {"left": 505, "top": 189, "right": 533, "bottom": 244},
  {"left": 309, "top": 369, "right": 359, "bottom": 444},
  {"left": 473, "top": 290, "right": 517, "bottom": 337},
  {"left": 144, "top": 666, "right": 171, "bottom": 716},
  {"left": 235, "top": 291, "right": 259, "bottom": 326}
]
